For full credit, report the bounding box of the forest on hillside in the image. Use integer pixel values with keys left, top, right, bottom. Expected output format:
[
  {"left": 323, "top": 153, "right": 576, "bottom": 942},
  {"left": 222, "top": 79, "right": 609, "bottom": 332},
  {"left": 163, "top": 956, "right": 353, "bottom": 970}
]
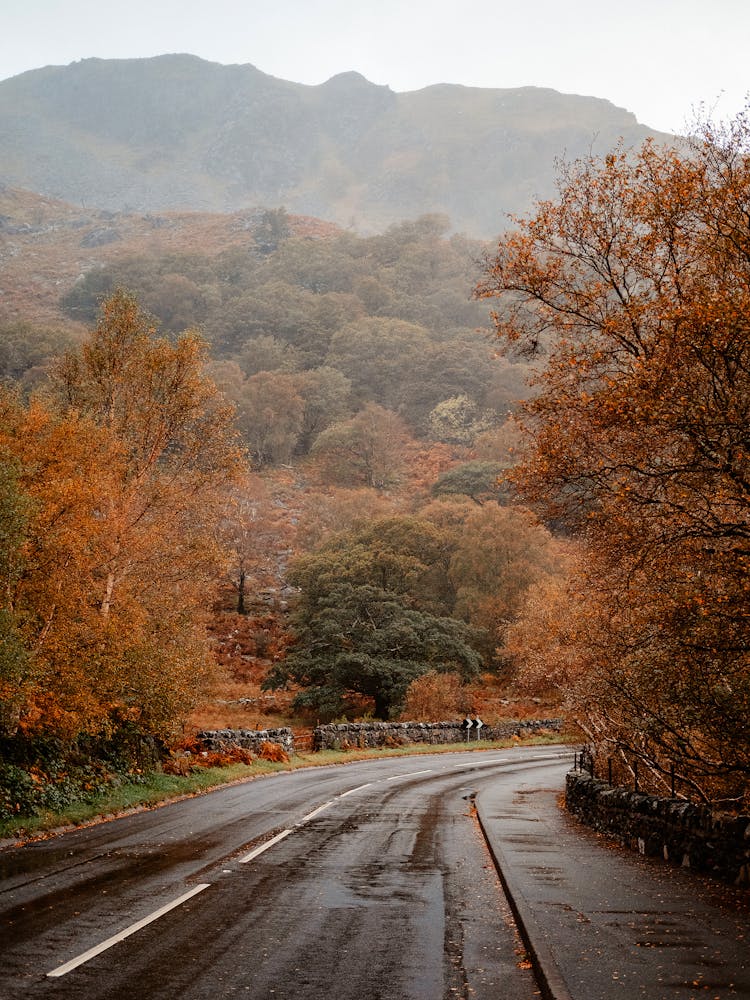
[
  {"left": 3, "top": 108, "right": 750, "bottom": 822},
  {"left": 0, "top": 214, "right": 566, "bottom": 822}
]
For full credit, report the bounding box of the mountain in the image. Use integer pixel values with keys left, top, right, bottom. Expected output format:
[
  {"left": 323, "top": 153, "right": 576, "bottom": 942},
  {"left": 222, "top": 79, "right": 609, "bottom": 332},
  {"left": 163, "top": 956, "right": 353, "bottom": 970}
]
[{"left": 0, "top": 54, "right": 670, "bottom": 237}]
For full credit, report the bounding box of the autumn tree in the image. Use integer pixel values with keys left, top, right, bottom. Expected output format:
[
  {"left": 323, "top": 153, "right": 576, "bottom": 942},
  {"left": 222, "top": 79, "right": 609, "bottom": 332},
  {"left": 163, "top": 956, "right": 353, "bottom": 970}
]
[
  {"left": 0, "top": 393, "right": 128, "bottom": 738},
  {"left": 311, "top": 403, "right": 410, "bottom": 488},
  {"left": 448, "top": 505, "right": 565, "bottom": 662},
  {"left": 219, "top": 474, "right": 296, "bottom": 614},
  {"left": 232, "top": 370, "right": 304, "bottom": 466},
  {"left": 477, "top": 114, "right": 750, "bottom": 803},
  {"left": 0, "top": 448, "right": 34, "bottom": 735},
  {"left": 399, "top": 670, "right": 470, "bottom": 722},
  {"left": 41, "top": 289, "right": 245, "bottom": 739},
  {"left": 295, "top": 488, "right": 398, "bottom": 552}
]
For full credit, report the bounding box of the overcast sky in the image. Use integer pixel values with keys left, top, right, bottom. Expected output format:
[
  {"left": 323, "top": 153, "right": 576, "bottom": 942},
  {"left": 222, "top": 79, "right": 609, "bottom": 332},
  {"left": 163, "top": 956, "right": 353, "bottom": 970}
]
[{"left": 2, "top": 0, "right": 747, "bottom": 134}]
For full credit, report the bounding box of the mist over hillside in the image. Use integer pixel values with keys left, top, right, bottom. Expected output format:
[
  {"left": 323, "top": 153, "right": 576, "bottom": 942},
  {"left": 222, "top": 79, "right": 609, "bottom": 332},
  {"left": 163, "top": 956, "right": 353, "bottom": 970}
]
[{"left": 0, "top": 54, "right": 669, "bottom": 236}]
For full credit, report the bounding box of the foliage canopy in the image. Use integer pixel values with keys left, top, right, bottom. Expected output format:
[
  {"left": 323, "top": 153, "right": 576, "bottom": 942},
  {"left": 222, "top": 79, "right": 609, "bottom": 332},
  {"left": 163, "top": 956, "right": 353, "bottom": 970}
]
[{"left": 478, "top": 114, "right": 750, "bottom": 803}]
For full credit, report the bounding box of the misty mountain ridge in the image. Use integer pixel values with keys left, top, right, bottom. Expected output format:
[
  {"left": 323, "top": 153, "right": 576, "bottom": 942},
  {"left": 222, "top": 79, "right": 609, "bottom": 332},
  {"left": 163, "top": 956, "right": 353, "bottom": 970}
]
[{"left": 0, "top": 54, "right": 670, "bottom": 237}]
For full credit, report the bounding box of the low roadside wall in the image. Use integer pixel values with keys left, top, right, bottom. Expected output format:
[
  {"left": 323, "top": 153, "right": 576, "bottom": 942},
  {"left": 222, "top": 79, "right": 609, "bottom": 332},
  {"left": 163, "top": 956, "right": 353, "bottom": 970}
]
[
  {"left": 196, "top": 718, "right": 563, "bottom": 758},
  {"left": 566, "top": 771, "right": 750, "bottom": 886},
  {"left": 312, "top": 718, "right": 563, "bottom": 751},
  {"left": 197, "top": 727, "right": 294, "bottom": 754}
]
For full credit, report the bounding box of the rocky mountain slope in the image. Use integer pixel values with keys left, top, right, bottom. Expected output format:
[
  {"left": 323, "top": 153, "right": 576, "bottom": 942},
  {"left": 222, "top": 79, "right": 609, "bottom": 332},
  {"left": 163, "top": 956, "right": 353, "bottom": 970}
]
[
  {"left": 0, "top": 185, "right": 338, "bottom": 326},
  {"left": 0, "top": 55, "right": 670, "bottom": 237}
]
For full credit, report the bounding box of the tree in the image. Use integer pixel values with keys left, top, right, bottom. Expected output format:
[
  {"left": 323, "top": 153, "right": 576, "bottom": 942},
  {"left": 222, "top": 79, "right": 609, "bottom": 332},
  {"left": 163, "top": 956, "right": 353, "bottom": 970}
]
[
  {"left": 448, "top": 505, "right": 564, "bottom": 662},
  {"left": 431, "top": 461, "right": 508, "bottom": 506},
  {"left": 476, "top": 115, "right": 750, "bottom": 802},
  {"left": 399, "top": 670, "right": 470, "bottom": 722},
  {"left": 264, "top": 583, "right": 481, "bottom": 719},
  {"left": 0, "top": 393, "right": 129, "bottom": 738},
  {"left": 325, "top": 317, "right": 431, "bottom": 410},
  {"left": 237, "top": 335, "right": 303, "bottom": 376},
  {"left": 254, "top": 207, "right": 291, "bottom": 255},
  {"left": 294, "top": 515, "right": 457, "bottom": 614},
  {"left": 0, "top": 321, "right": 74, "bottom": 392},
  {"left": 292, "top": 366, "right": 353, "bottom": 454},
  {"left": 311, "top": 403, "right": 409, "bottom": 488},
  {"left": 263, "top": 517, "right": 482, "bottom": 717},
  {"left": 40, "top": 289, "right": 245, "bottom": 739},
  {"left": 295, "top": 487, "right": 397, "bottom": 552},
  {"left": 234, "top": 370, "right": 305, "bottom": 466},
  {"left": 427, "top": 394, "right": 496, "bottom": 446},
  {"left": 0, "top": 450, "right": 34, "bottom": 735},
  {"left": 219, "top": 475, "right": 296, "bottom": 614}
]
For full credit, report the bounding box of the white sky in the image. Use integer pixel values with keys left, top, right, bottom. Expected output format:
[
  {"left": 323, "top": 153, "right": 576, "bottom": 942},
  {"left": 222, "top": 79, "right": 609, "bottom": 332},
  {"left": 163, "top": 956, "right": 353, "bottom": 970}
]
[{"left": 2, "top": 0, "right": 748, "bottom": 134}]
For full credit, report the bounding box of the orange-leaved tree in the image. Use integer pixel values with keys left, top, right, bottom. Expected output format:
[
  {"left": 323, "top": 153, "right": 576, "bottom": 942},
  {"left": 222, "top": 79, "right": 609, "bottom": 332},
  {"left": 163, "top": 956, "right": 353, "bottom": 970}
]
[
  {"left": 477, "top": 113, "right": 750, "bottom": 805},
  {"left": 0, "top": 391, "right": 125, "bottom": 738},
  {"left": 13, "top": 288, "right": 247, "bottom": 741}
]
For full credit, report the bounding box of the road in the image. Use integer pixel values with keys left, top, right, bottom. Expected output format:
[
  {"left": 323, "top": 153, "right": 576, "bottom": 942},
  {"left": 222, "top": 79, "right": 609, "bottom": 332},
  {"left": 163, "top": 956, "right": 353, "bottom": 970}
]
[{"left": 1, "top": 746, "right": 568, "bottom": 999}]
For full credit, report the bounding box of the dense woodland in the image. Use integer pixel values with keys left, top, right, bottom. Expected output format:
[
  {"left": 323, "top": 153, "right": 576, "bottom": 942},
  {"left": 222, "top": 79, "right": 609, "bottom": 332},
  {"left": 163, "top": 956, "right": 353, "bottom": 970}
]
[
  {"left": 0, "top": 215, "right": 563, "bottom": 820},
  {"left": 1, "top": 110, "right": 749, "bottom": 819}
]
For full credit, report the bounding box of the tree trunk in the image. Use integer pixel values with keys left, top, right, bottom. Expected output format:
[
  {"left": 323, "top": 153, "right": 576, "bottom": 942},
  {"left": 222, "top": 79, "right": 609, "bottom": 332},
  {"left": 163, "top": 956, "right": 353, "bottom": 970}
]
[{"left": 237, "top": 568, "right": 247, "bottom": 614}]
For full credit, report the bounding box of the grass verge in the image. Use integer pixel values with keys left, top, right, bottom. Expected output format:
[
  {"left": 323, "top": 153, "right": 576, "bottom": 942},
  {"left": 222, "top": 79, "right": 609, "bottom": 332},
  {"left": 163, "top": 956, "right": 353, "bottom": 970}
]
[{"left": 0, "top": 734, "right": 572, "bottom": 845}]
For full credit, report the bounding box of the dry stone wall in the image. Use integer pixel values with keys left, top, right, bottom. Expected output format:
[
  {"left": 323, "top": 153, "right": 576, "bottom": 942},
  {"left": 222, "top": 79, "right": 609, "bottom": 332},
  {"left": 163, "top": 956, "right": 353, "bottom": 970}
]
[
  {"left": 566, "top": 771, "right": 750, "bottom": 886},
  {"left": 197, "top": 718, "right": 562, "bottom": 757},
  {"left": 197, "top": 727, "right": 294, "bottom": 754},
  {"left": 312, "top": 719, "right": 563, "bottom": 751}
]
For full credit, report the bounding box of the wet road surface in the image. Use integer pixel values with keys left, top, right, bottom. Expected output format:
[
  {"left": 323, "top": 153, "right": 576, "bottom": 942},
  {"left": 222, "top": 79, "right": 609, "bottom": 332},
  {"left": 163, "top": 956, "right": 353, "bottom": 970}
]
[
  {"left": 0, "top": 747, "right": 567, "bottom": 999},
  {"left": 478, "top": 774, "right": 750, "bottom": 999}
]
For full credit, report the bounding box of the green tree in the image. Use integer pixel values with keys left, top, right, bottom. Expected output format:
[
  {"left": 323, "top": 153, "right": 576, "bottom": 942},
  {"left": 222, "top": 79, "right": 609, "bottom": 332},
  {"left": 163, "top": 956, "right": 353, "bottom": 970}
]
[
  {"left": 265, "top": 583, "right": 480, "bottom": 719},
  {"left": 427, "top": 395, "right": 497, "bottom": 445},
  {"left": 264, "top": 516, "right": 482, "bottom": 717},
  {"left": 234, "top": 371, "right": 305, "bottom": 466},
  {"left": 254, "top": 207, "right": 291, "bottom": 255},
  {"left": 325, "top": 317, "right": 431, "bottom": 410},
  {"left": 431, "top": 461, "right": 508, "bottom": 506},
  {"left": 292, "top": 366, "right": 353, "bottom": 454}
]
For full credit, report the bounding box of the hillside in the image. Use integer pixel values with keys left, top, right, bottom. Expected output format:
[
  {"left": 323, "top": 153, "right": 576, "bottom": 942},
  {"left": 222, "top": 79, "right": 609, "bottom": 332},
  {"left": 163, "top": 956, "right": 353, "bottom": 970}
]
[
  {"left": 0, "top": 55, "right": 670, "bottom": 237},
  {"left": 0, "top": 185, "right": 337, "bottom": 326}
]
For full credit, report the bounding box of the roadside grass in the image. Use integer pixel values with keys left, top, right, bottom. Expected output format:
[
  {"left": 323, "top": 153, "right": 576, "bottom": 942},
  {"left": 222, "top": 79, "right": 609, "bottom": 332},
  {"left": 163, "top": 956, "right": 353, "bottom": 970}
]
[{"left": 0, "top": 733, "right": 573, "bottom": 844}]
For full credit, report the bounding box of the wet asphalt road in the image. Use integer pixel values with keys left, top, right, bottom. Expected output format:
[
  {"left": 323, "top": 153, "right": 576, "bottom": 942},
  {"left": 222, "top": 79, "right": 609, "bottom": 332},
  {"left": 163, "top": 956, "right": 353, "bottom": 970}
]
[
  {"left": 0, "top": 747, "right": 568, "bottom": 1000},
  {"left": 477, "top": 775, "right": 750, "bottom": 1000}
]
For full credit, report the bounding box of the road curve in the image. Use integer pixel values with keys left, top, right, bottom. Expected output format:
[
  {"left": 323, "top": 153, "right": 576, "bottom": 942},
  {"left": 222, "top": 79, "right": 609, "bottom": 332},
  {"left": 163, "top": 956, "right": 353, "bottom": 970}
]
[{"left": 0, "top": 746, "right": 570, "bottom": 999}]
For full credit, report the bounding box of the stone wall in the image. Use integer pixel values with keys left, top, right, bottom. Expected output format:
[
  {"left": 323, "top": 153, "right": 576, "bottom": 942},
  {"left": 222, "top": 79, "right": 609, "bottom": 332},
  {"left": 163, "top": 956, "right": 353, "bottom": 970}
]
[
  {"left": 566, "top": 771, "right": 750, "bottom": 886},
  {"left": 196, "top": 718, "right": 563, "bottom": 757},
  {"left": 312, "top": 718, "right": 563, "bottom": 751},
  {"left": 197, "top": 727, "right": 294, "bottom": 754}
]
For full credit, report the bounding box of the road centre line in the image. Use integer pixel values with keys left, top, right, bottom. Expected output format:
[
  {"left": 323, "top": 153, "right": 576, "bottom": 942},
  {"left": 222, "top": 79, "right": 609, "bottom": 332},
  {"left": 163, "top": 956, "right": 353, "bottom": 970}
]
[
  {"left": 47, "top": 883, "right": 211, "bottom": 978},
  {"left": 239, "top": 828, "right": 293, "bottom": 863},
  {"left": 339, "top": 783, "right": 373, "bottom": 797},
  {"left": 452, "top": 758, "right": 510, "bottom": 769},
  {"left": 386, "top": 769, "right": 433, "bottom": 780},
  {"left": 298, "top": 800, "right": 335, "bottom": 824}
]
